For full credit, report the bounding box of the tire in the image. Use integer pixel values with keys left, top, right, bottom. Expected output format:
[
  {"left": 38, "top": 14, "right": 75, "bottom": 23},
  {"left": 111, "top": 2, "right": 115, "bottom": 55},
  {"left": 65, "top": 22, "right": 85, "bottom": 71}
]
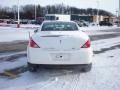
[
  {"left": 28, "top": 63, "right": 38, "bottom": 72},
  {"left": 81, "top": 63, "right": 92, "bottom": 72}
]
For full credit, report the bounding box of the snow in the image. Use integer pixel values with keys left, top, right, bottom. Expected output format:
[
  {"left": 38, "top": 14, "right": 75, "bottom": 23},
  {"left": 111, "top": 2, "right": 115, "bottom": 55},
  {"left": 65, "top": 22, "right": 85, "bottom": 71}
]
[
  {"left": 0, "top": 23, "right": 40, "bottom": 29},
  {"left": 2, "top": 48, "right": 120, "bottom": 90},
  {"left": 81, "top": 26, "right": 120, "bottom": 36},
  {"left": 0, "top": 57, "right": 26, "bottom": 72},
  {"left": 92, "top": 37, "right": 120, "bottom": 51},
  {"left": 80, "top": 26, "right": 120, "bottom": 31},
  {"left": 0, "top": 34, "right": 120, "bottom": 90},
  {"left": 0, "top": 26, "right": 120, "bottom": 90},
  {"left": 0, "top": 27, "right": 34, "bottom": 42},
  {"left": 0, "top": 51, "right": 26, "bottom": 58},
  {"left": 20, "top": 24, "right": 40, "bottom": 29}
]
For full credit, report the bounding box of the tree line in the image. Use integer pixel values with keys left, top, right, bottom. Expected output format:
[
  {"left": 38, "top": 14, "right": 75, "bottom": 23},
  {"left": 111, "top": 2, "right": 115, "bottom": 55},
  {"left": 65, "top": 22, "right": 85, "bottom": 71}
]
[{"left": 0, "top": 4, "right": 114, "bottom": 19}]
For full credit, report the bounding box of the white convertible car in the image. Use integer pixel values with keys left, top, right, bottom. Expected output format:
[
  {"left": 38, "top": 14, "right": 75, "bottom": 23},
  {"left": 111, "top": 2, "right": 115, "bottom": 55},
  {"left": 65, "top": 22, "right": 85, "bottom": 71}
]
[{"left": 27, "top": 21, "right": 93, "bottom": 72}]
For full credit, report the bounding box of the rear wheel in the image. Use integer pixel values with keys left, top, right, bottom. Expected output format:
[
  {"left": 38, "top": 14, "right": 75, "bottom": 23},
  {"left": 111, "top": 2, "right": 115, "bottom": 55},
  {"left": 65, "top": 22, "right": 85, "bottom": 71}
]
[
  {"left": 28, "top": 63, "right": 38, "bottom": 72},
  {"left": 81, "top": 63, "right": 92, "bottom": 72}
]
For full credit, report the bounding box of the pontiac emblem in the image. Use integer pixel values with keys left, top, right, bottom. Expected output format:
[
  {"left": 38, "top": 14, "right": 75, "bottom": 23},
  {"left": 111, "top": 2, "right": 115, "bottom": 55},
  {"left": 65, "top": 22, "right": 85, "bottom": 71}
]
[{"left": 60, "top": 40, "right": 62, "bottom": 44}]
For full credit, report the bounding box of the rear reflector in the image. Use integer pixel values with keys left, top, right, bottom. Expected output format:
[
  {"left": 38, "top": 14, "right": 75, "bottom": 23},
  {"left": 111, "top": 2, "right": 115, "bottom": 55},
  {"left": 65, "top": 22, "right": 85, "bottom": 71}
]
[
  {"left": 30, "top": 38, "right": 40, "bottom": 48},
  {"left": 81, "top": 39, "right": 91, "bottom": 48}
]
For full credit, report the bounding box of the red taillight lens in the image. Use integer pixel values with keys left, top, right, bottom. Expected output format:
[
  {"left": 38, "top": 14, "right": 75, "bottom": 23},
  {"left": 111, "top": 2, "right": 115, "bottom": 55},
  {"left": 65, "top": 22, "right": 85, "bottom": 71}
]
[
  {"left": 30, "top": 38, "right": 40, "bottom": 48},
  {"left": 81, "top": 39, "right": 91, "bottom": 48}
]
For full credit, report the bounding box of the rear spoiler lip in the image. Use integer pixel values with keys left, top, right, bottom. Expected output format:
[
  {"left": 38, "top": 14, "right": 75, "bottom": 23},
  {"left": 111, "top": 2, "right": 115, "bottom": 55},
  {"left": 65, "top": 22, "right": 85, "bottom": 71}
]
[{"left": 41, "top": 35, "right": 65, "bottom": 37}]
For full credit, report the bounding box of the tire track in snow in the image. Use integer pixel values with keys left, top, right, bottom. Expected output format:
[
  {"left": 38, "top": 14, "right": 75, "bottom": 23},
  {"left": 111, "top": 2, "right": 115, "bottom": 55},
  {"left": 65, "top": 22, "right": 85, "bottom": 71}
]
[
  {"left": 45, "top": 70, "right": 82, "bottom": 90},
  {"left": 64, "top": 71, "right": 81, "bottom": 90}
]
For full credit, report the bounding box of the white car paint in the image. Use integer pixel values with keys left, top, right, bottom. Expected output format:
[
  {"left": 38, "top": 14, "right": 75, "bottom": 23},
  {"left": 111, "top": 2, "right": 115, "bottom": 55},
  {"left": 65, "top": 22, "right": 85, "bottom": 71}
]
[{"left": 27, "top": 21, "right": 93, "bottom": 65}]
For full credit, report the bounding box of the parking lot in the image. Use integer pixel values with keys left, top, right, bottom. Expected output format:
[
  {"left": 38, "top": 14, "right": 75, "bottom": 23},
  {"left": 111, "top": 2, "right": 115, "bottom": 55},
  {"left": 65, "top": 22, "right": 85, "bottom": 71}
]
[{"left": 0, "top": 26, "right": 120, "bottom": 90}]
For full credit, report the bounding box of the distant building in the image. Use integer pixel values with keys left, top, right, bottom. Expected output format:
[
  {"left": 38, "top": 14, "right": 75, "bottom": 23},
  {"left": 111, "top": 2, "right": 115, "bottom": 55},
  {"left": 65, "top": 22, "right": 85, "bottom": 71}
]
[
  {"left": 93, "top": 15, "right": 115, "bottom": 23},
  {"left": 71, "top": 15, "right": 93, "bottom": 22},
  {"left": 45, "top": 14, "right": 115, "bottom": 23}
]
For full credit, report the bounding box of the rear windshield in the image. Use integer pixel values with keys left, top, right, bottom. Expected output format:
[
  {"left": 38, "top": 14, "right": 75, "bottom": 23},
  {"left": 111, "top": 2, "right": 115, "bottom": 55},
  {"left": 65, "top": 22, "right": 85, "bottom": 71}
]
[{"left": 41, "top": 22, "right": 78, "bottom": 31}]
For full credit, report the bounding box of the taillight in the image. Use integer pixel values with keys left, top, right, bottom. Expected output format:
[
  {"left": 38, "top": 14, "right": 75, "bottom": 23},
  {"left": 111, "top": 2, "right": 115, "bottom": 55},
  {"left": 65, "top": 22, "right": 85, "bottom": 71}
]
[
  {"left": 30, "top": 38, "right": 40, "bottom": 48},
  {"left": 81, "top": 39, "right": 91, "bottom": 48}
]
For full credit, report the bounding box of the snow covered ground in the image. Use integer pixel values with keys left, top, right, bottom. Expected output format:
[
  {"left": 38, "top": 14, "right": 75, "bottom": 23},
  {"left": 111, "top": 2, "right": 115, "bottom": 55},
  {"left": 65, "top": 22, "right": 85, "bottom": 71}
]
[
  {"left": 80, "top": 26, "right": 120, "bottom": 31},
  {"left": 0, "top": 26, "right": 120, "bottom": 42},
  {"left": 0, "top": 31, "right": 120, "bottom": 90},
  {"left": 92, "top": 37, "right": 120, "bottom": 51},
  {"left": 0, "top": 26, "right": 120, "bottom": 90},
  {"left": 0, "top": 27, "right": 34, "bottom": 42},
  {"left": 0, "top": 23, "right": 40, "bottom": 29}
]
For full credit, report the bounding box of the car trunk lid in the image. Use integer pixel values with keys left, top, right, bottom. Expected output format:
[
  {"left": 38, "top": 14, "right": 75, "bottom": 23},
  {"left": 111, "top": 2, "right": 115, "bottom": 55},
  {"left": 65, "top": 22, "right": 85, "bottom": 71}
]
[{"left": 33, "top": 31, "right": 88, "bottom": 51}]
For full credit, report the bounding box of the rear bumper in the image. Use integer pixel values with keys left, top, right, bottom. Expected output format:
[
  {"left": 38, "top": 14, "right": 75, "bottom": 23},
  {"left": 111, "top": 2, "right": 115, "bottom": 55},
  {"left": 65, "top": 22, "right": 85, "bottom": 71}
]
[
  {"left": 28, "top": 62, "right": 92, "bottom": 69},
  {"left": 27, "top": 47, "right": 93, "bottom": 65}
]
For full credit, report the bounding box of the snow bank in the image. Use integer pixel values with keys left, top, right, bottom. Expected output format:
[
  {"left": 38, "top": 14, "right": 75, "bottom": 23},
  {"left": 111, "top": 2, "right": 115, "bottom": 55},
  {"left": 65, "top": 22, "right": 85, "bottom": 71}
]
[
  {"left": 92, "top": 37, "right": 120, "bottom": 51},
  {"left": 0, "top": 23, "right": 40, "bottom": 29},
  {"left": 80, "top": 26, "right": 120, "bottom": 31},
  {"left": 0, "top": 27, "right": 34, "bottom": 42}
]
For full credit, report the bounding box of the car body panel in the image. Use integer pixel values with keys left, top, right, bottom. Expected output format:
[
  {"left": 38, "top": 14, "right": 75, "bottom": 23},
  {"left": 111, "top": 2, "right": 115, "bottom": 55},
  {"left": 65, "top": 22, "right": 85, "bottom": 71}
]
[{"left": 27, "top": 47, "right": 93, "bottom": 65}]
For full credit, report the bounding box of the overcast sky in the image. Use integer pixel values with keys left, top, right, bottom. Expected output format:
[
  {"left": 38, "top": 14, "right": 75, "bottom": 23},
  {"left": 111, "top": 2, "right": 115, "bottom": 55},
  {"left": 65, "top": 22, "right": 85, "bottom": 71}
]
[{"left": 0, "top": 0, "right": 119, "bottom": 14}]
